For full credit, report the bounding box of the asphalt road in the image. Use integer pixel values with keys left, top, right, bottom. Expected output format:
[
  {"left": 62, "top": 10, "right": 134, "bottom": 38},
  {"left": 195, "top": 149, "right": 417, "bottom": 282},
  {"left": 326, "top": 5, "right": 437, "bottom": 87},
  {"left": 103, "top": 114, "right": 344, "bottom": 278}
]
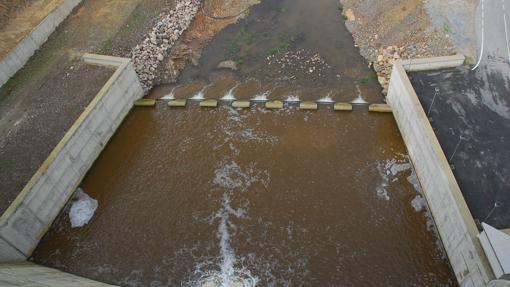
[{"left": 408, "top": 0, "right": 510, "bottom": 229}]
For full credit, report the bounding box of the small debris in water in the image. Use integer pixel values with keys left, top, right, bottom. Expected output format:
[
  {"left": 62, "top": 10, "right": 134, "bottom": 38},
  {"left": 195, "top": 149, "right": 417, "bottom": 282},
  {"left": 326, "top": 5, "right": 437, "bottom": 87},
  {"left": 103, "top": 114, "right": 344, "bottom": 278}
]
[
  {"left": 266, "top": 49, "right": 331, "bottom": 81},
  {"left": 411, "top": 195, "right": 427, "bottom": 212},
  {"left": 69, "top": 188, "right": 98, "bottom": 228}
]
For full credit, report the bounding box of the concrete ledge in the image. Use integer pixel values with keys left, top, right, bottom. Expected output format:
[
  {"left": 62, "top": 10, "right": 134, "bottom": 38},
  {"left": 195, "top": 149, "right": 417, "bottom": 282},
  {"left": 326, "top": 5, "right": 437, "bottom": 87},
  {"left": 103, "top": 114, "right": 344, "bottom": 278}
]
[
  {"left": 200, "top": 99, "right": 218, "bottom": 108},
  {"left": 134, "top": 99, "right": 156, "bottom": 107},
  {"left": 0, "top": 0, "right": 83, "bottom": 88},
  {"left": 0, "top": 261, "right": 118, "bottom": 286},
  {"left": 232, "top": 100, "right": 250, "bottom": 108},
  {"left": 265, "top": 100, "right": 283, "bottom": 109},
  {"left": 368, "top": 104, "right": 392, "bottom": 113},
  {"left": 400, "top": 54, "right": 465, "bottom": 72},
  {"left": 387, "top": 56, "right": 492, "bottom": 287},
  {"left": 168, "top": 99, "right": 187, "bottom": 107},
  {"left": 299, "top": 101, "right": 318, "bottom": 110},
  {"left": 0, "top": 54, "right": 143, "bottom": 261},
  {"left": 82, "top": 53, "right": 129, "bottom": 68},
  {"left": 333, "top": 103, "right": 353, "bottom": 111}
]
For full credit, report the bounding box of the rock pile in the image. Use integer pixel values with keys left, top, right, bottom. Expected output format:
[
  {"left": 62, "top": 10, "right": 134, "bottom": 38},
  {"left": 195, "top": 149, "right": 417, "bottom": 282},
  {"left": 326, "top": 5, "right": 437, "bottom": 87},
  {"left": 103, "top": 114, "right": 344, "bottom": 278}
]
[
  {"left": 131, "top": 0, "right": 201, "bottom": 91},
  {"left": 266, "top": 49, "right": 331, "bottom": 81},
  {"left": 372, "top": 45, "right": 404, "bottom": 92},
  {"left": 340, "top": 0, "right": 455, "bottom": 95}
]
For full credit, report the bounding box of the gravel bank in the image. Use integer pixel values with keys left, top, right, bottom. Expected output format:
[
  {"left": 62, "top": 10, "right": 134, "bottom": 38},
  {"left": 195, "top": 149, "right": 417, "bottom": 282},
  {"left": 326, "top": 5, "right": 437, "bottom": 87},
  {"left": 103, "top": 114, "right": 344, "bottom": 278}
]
[
  {"left": 340, "top": 0, "right": 455, "bottom": 94},
  {"left": 131, "top": 0, "right": 201, "bottom": 91}
]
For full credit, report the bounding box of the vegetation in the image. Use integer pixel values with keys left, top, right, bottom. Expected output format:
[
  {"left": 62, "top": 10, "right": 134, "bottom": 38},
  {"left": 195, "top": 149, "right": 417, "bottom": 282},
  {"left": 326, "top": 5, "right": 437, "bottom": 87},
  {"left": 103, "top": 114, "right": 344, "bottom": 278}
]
[
  {"left": 443, "top": 23, "right": 451, "bottom": 33},
  {"left": 226, "top": 26, "right": 257, "bottom": 65}
]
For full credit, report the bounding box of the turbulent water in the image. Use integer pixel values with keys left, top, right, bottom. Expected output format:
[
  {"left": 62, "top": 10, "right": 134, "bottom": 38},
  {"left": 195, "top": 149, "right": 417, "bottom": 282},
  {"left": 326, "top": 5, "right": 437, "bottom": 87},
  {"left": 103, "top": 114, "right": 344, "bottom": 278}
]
[
  {"left": 31, "top": 0, "right": 457, "bottom": 285},
  {"left": 32, "top": 104, "right": 456, "bottom": 286}
]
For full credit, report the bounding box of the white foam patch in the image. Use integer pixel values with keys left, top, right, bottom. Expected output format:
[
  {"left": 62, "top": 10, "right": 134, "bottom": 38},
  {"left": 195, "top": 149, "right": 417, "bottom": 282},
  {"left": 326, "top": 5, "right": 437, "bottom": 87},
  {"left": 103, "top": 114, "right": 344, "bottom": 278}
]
[
  {"left": 69, "top": 188, "right": 98, "bottom": 228},
  {"left": 375, "top": 159, "right": 413, "bottom": 201},
  {"left": 213, "top": 161, "right": 270, "bottom": 192},
  {"left": 251, "top": 91, "right": 270, "bottom": 102},
  {"left": 317, "top": 95, "right": 334, "bottom": 103},
  {"left": 212, "top": 107, "right": 278, "bottom": 152},
  {"left": 285, "top": 95, "right": 300, "bottom": 102},
  {"left": 376, "top": 186, "right": 390, "bottom": 201},
  {"left": 351, "top": 83, "right": 367, "bottom": 104},
  {"left": 191, "top": 194, "right": 258, "bottom": 287},
  {"left": 406, "top": 168, "right": 422, "bottom": 193},
  {"left": 385, "top": 160, "right": 412, "bottom": 176},
  {"left": 411, "top": 195, "right": 427, "bottom": 212},
  {"left": 221, "top": 84, "right": 239, "bottom": 101}
]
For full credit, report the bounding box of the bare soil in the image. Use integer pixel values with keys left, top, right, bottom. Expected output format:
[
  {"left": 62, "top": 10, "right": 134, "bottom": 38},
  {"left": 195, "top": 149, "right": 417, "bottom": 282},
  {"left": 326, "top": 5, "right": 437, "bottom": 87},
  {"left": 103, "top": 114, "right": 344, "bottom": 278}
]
[
  {"left": 0, "top": 60, "right": 112, "bottom": 213},
  {"left": 340, "top": 0, "right": 455, "bottom": 93},
  {"left": 157, "top": 0, "right": 259, "bottom": 84},
  {"left": 0, "top": 0, "right": 37, "bottom": 28},
  {"left": 0, "top": 0, "right": 177, "bottom": 214},
  {"left": 0, "top": 0, "right": 64, "bottom": 58}
]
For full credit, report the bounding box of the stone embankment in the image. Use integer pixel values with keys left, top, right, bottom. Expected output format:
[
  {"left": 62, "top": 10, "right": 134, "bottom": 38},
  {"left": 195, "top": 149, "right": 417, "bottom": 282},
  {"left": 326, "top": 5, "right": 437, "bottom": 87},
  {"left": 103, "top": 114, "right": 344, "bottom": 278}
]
[
  {"left": 131, "top": 0, "right": 201, "bottom": 91},
  {"left": 340, "top": 0, "right": 455, "bottom": 94}
]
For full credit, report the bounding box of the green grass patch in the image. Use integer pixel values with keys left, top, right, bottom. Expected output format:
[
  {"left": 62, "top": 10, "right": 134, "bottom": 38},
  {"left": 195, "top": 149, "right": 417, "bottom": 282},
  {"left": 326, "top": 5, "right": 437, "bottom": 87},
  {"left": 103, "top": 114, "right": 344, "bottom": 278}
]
[
  {"left": 266, "top": 34, "right": 298, "bottom": 56},
  {"left": 443, "top": 23, "right": 451, "bottom": 33},
  {"left": 226, "top": 26, "right": 256, "bottom": 59},
  {"left": 359, "top": 75, "right": 377, "bottom": 84}
]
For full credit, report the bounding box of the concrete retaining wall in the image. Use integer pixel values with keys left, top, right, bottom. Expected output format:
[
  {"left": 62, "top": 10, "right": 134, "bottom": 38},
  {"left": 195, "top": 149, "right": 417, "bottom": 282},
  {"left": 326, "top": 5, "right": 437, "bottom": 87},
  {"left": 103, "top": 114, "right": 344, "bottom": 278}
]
[
  {"left": 400, "top": 54, "right": 466, "bottom": 72},
  {"left": 387, "top": 55, "right": 493, "bottom": 287},
  {"left": 0, "top": 54, "right": 143, "bottom": 261},
  {"left": 0, "top": 0, "right": 82, "bottom": 88},
  {"left": 0, "top": 261, "right": 118, "bottom": 286}
]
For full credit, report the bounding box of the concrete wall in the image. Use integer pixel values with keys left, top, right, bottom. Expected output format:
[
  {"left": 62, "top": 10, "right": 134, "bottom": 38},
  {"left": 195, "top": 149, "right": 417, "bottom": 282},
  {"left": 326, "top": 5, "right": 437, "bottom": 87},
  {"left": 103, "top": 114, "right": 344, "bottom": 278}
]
[
  {"left": 387, "top": 56, "right": 493, "bottom": 287},
  {"left": 0, "top": 261, "right": 118, "bottom": 286},
  {"left": 0, "top": 54, "right": 143, "bottom": 261},
  {"left": 400, "top": 54, "right": 466, "bottom": 72},
  {"left": 0, "top": 0, "right": 82, "bottom": 88}
]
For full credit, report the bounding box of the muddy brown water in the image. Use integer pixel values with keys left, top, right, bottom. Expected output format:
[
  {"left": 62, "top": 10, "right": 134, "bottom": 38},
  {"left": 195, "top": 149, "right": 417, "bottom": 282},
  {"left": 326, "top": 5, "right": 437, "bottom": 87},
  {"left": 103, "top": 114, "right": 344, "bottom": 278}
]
[
  {"left": 33, "top": 104, "right": 456, "bottom": 286},
  {"left": 31, "top": 0, "right": 457, "bottom": 286}
]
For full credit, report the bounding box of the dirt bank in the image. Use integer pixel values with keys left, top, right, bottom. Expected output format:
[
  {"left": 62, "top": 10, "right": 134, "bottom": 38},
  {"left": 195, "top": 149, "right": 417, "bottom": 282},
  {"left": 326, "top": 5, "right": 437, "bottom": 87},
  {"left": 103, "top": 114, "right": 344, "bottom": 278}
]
[
  {"left": 0, "top": 0, "right": 179, "bottom": 215},
  {"left": 339, "top": 0, "right": 456, "bottom": 94},
  {"left": 0, "top": 0, "right": 36, "bottom": 27},
  {"left": 156, "top": 0, "right": 259, "bottom": 85}
]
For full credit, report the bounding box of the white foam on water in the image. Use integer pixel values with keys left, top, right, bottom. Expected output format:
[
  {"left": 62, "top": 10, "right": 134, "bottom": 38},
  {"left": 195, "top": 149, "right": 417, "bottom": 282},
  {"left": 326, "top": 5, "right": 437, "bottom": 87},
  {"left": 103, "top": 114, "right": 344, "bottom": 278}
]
[
  {"left": 376, "top": 185, "right": 390, "bottom": 201},
  {"left": 191, "top": 85, "right": 212, "bottom": 101},
  {"left": 213, "top": 195, "right": 258, "bottom": 287},
  {"left": 160, "top": 86, "right": 177, "bottom": 100},
  {"left": 375, "top": 159, "right": 415, "bottom": 200},
  {"left": 251, "top": 91, "right": 270, "bottom": 102},
  {"left": 284, "top": 95, "right": 300, "bottom": 102},
  {"left": 214, "top": 107, "right": 278, "bottom": 148},
  {"left": 192, "top": 196, "right": 257, "bottom": 286},
  {"left": 376, "top": 162, "right": 391, "bottom": 201},
  {"left": 351, "top": 84, "right": 368, "bottom": 104},
  {"left": 388, "top": 162, "right": 412, "bottom": 176},
  {"left": 190, "top": 160, "right": 275, "bottom": 287},
  {"left": 411, "top": 195, "right": 427, "bottom": 212},
  {"left": 191, "top": 90, "right": 206, "bottom": 100},
  {"left": 69, "top": 188, "right": 98, "bottom": 228},
  {"left": 351, "top": 96, "right": 368, "bottom": 104},
  {"left": 406, "top": 168, "right": 422, "bottom": 193},
  {"left": 213, "top": 161, "right": 270, "bottom": 192},
  {"left": 221, "top": 85, "right": 239, "bottom": 101},
  {"left": 316, "top": 95, "right": 334, "bottom": 103},
  {"left": 217, "top": 194, "right": 236, "bottom": 285}
]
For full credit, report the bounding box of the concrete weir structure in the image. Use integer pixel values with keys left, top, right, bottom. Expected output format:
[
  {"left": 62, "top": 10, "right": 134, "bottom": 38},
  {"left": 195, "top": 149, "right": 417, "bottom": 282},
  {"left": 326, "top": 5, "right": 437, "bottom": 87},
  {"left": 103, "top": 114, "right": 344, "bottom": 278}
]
[
  {"left": 0, "top": 54, "right": 143, "bottom": 263},
  {"left": 0, "top": 0, "right": 83, "bottom": 88},
  {"left": 386, "top": 54, "right": 498, "bottom": 287}
]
